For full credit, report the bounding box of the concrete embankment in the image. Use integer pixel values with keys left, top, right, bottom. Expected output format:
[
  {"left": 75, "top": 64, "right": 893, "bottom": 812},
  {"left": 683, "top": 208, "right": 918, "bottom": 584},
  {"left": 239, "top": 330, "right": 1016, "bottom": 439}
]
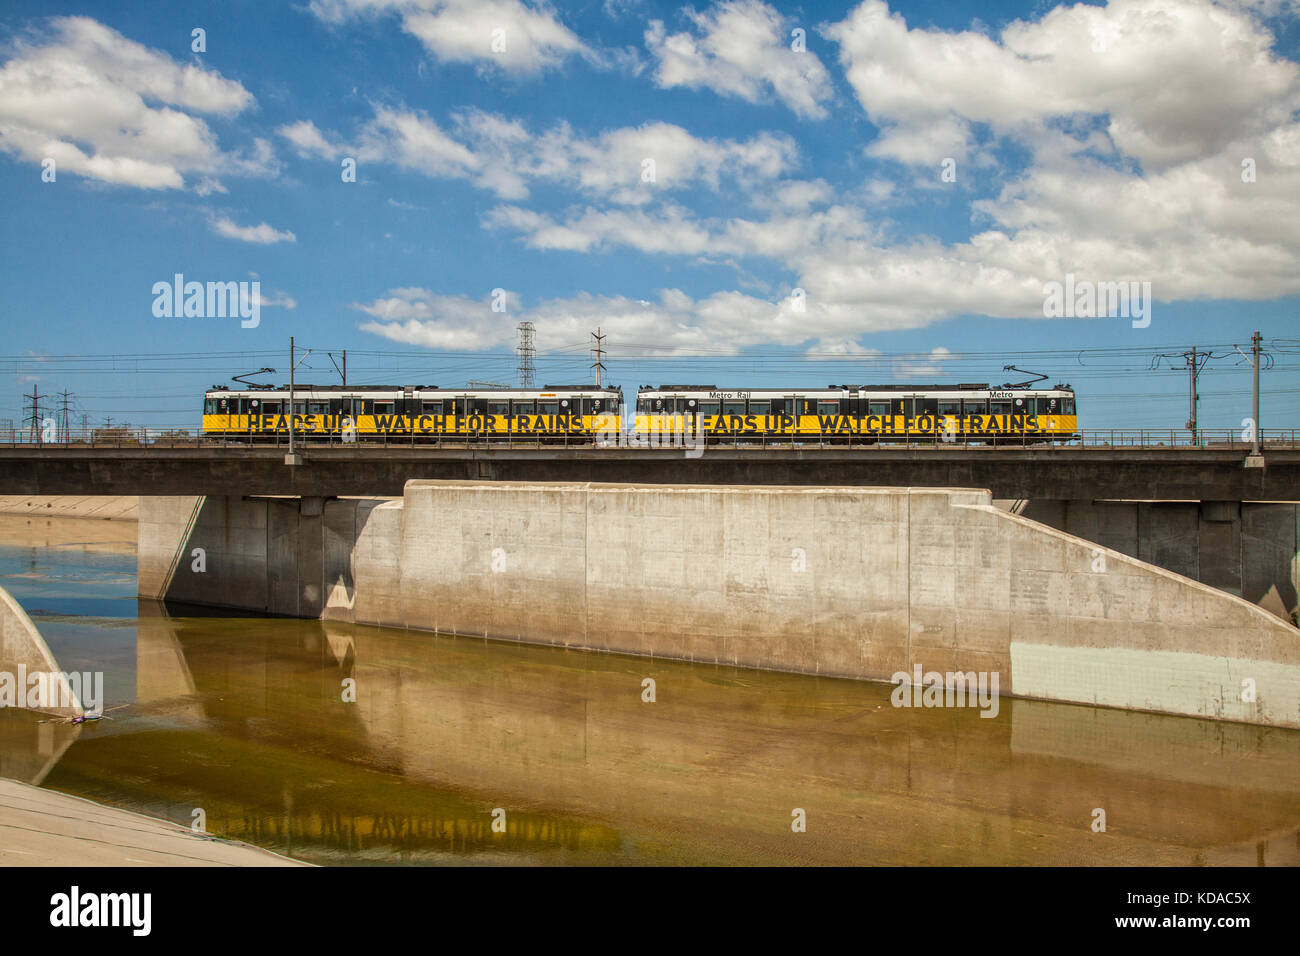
[
  {"left": 138, "top": 483, "right": 1300, "bottom": 729},
  {"left": 0, "top": 778, "right": 305, "bottom": 866},
  {"left": 0, "top": 495, "right": 138, "bottom": 520}
]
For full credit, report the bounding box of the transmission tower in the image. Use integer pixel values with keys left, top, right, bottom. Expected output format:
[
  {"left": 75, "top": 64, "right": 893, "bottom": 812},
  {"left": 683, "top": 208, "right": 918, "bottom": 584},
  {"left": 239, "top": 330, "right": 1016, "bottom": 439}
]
[
  {"left": 516, "top": 321, "right": 536, "bottom": 388},
  {"left": 58, "top": 390, "right": 74, "bottom": 443},
  {"left": 22, "top": 385, "right": 41, "bottom": 442}
]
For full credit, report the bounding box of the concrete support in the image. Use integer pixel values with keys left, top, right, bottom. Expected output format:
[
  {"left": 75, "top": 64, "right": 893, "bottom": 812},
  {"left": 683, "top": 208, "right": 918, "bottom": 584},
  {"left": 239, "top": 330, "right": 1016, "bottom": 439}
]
[
  {"left": 140, "top": 484, "right": 1300, "bottom": 729},
  {"left": 138, "top": 495, "right": 390, "bottom": 617},
  {"left": 1021, "top": 499, "right": 1300, "bottom": 624},
  {"left": 0, "top": 584, "right": 83, "bottom": 718}
]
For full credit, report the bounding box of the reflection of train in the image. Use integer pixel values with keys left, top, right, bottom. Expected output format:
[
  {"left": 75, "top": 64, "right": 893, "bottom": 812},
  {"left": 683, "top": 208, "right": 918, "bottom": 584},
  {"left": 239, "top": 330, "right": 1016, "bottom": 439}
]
[{"left": 200, "top": 381, "right": 1077, "bottom": 444}]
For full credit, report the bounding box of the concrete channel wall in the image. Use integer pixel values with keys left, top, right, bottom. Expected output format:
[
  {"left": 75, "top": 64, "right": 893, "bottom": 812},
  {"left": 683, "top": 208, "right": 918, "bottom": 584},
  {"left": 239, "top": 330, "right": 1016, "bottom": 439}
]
[
  {"left": 137, "top": 483, "right": 1300, "bottom": 729},
  {"left": 1020, "top": 499, "right": 1300, "bottom": 623}
]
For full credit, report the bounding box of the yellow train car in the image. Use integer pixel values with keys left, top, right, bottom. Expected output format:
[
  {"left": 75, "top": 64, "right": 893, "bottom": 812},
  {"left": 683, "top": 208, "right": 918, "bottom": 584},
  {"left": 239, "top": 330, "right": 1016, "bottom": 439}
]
[
  {"left": 201, "top": 385, "right": 623, "bottom": 442},
  {"left": 633, "top": 384, "right": 1078, "bottom": 444}
]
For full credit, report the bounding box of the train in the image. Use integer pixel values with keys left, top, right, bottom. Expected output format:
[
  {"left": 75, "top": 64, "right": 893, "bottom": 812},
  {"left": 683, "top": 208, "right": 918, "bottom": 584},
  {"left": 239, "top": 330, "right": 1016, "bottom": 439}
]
[{"left": 201, "top": 380, "right": 1077, "bottom": 444}]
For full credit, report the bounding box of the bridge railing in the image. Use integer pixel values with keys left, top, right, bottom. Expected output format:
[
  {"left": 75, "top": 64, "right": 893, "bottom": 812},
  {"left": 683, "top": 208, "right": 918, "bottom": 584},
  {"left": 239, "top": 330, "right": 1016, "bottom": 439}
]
[{"left": 0, "top": 426, "right": 1298, "bottom": 450}]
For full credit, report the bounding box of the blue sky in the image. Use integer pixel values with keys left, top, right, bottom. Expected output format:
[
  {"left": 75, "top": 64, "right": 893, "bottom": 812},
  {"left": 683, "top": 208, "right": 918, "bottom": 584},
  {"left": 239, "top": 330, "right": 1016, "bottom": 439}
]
[{"left": 0, "top": 0, "right": 1298, "bottom": 432}]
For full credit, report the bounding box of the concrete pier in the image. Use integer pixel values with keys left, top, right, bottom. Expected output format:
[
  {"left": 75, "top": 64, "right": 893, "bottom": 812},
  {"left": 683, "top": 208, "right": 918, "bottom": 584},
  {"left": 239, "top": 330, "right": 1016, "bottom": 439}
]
[{"left": 139, "top": 483, "right": 1300, "bottom": 729}]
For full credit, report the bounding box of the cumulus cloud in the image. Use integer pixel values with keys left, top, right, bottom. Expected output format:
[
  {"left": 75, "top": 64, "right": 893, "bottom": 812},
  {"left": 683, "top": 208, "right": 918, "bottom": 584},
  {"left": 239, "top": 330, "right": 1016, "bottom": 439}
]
[
  {"left": 645, "top": 0, "right": 834, "bottom": 118},
  {"left": 824, "top": 0, "right": 1300, "bottom": 171},
  {"left": 254, "top": 289, "right": 298, "bottom": 309},
  {"left": 281, "top": 105, "right": 800, "bottom": 202},
  {"left": 210, "top": 216, "right": 297, "bottom": 244},
  {"left": 308, "top": 0, "right": 590, "bottom": 74},
  {"left": 0, "top": 16, "right": 261, "bottom": 189},
  {"left": 278, "top": 119, "right": 341, "bottom": 159}
]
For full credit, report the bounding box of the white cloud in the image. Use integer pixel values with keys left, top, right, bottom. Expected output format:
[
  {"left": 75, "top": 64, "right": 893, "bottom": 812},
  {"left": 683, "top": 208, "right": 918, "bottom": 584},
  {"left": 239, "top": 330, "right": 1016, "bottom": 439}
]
[
  {"left": 308, "top": 0, "right": 590, "bottom": 74},
  {"left": 254, "top": 289, "right": 298, "bottom": 309},
  {"left": 278, "top": 120, "right": 341, "bottom": 159},
  {"left": 286, "top": 106, "right": 800, "bottom": 202},
  {"left": 825, "top": 0, "right": 1300, "bottom": 171},
  {"left": 645, "top": 1, "right": 834, "bottom": 118},
  {"left": 0, "top": 16, "right": 260, "bottom": 189},
  {"left": 210, "top": 216, "right": 297, "bottom": 244}
]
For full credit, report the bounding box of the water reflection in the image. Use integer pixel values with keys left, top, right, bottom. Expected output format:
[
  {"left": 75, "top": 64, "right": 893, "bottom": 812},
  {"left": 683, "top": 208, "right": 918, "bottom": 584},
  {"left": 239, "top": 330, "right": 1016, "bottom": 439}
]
[{"left": 0, "top": 517, "right": 1298, "bottom": 865}]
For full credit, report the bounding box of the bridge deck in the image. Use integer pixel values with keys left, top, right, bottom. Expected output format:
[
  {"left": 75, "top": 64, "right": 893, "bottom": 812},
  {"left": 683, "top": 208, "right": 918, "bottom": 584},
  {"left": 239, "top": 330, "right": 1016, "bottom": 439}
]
[{"left": 2, "top": 445, "right": 1296, "bottom": 499}]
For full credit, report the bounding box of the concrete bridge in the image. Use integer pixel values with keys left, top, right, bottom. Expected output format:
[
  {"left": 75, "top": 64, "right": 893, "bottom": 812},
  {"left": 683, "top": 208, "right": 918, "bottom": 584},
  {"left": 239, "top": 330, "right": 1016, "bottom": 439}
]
[{"left": 2, "top": 444, "right": 1297, "bottom": 500}]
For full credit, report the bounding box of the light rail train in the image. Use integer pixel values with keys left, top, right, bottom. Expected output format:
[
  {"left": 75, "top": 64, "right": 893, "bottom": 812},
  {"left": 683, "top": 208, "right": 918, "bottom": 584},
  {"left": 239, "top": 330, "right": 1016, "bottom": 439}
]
[{"left": 200, "top": 381, "right": 1077, "bottom": 444}]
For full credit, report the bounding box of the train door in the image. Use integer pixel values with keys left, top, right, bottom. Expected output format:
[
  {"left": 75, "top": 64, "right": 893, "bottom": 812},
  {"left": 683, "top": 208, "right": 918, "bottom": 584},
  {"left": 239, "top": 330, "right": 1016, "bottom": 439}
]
[
  {"left": 914, "top": 395, "right": 938, "bottom": 436},
  {"left": 339, "top": 395, "right": 362, "bottom": 438},
  {"left": 680, "top": 397, "right": 699, "bottom": 444}
]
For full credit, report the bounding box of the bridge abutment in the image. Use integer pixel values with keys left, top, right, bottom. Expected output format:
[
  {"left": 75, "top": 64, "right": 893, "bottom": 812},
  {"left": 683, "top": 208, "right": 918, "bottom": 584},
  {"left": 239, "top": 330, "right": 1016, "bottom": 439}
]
[
  {"left": 1018, "top": 499, "right": 1299, "bottom": 623},
  {"left": 139, "top": 483, "right": 1300, "bottom": 729}
]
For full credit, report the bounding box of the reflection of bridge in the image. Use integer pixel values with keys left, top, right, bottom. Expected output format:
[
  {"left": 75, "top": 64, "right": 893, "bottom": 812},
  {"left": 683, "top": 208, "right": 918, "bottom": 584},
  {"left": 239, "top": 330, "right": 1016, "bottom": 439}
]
[{"left": 3, "top": 443, "right": 1300, "bottom": 498}]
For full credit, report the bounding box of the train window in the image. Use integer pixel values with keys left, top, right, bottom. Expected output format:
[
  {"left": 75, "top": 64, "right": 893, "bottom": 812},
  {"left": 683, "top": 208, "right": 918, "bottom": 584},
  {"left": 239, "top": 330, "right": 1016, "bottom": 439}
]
[
  {"left": 513, "top": 401, "right": 535, "bottom": 415},
  {"left": 700, "top": 401, "right": 719, "bottom": 417},
  {"left": 868, "top": 401, "right": 890, "bottom": 416},
  {"left": 539, "top": 402, "right": 559, "bottom": 415},
  {"left": 308, "top": 402, "right": 328, "bottom": 415},
  {"left": 817, "top": 402, "right": 838, "bottom": 416},
  {"left": 373, "top": 402, "right": 393, "bottom": 415},
  {"left": 990, "top": 401, "right": 1012, "bottom": 416},
  {"left": 1062, "top": 398, "right": 1075, "bottom": 415},
  {"left": 674, "top": 399, "right": 692, "bottom": 413},
  {"left": 963, "top": 399, "right": 987, "bottom": 415},
  {"left": 488, "top": 401, "right": 509, "bottom": 416},
  {"left": 749, "top": 401, "right": 771, "bottom": 415},
  {"left": 1036, "top": 398, "right": 1058, "bottom": 414},
  {"left": 938, "top": 401, "right": 961, "bottom": 416},
  {"left": 422, "top": 401, "right": 442, "bottom": 414},
  {"left": 263, "top": 401, "right": 281, "bottom": 414},
  {"left": 724, "top": 402, "right": 746, "bottom": 416}
]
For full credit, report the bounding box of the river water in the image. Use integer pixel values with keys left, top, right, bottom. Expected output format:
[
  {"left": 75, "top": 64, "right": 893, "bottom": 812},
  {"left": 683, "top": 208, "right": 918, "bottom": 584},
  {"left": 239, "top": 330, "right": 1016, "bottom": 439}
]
[{"left": 0, "top": 515, "right": 1298, "bottom": 866}]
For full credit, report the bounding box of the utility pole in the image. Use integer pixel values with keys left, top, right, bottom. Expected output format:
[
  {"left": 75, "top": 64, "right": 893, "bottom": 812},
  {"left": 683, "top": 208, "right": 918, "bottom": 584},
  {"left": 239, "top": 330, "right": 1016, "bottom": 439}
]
[
  {"left": 1152, "top": 346, "right": 1224, "bottom": 446},
  {"left": 1252, "top": 330, "right": 1262, "bottom": 457},
  {"left": 516, "top": 322, "right": 536, "bottom": 388},
  {"left": 287, "top": 336, "right": 299, "bottom": 464},
  {"left": 1236, "top": 330, "right": 1268, "bottom": 467},
  {"left": 591, "top": 327, "right": 606, "bottom": 387}
]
